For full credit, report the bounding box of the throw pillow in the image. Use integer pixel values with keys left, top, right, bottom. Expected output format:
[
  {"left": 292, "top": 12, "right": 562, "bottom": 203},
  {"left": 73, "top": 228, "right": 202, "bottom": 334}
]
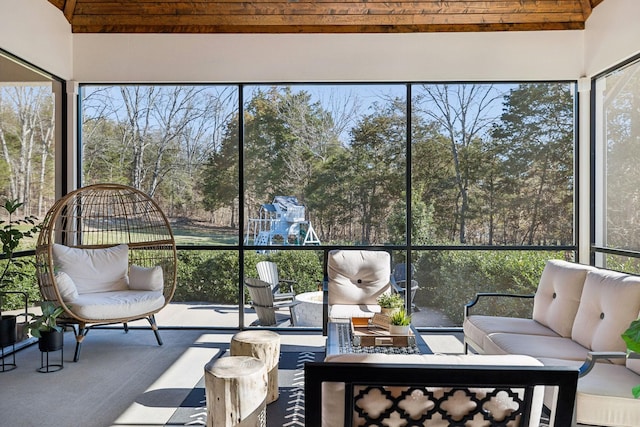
[
  {"left": 55, "top": 271, "right": 79, "bottom": 302},
  {"left": 129, "top": 265, "right": 164, "bottom": 292},
  {"left": 52, "top": 243, "right": 129, "bottom": 294}
]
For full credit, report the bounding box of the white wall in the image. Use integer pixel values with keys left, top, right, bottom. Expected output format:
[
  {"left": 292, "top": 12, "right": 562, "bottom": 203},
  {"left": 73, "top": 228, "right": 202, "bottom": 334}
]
[
  {"left": 585, "top": 0, "right": 640, "bottom": 77},
  {"left": 73, "top": 31, "right": 585, "bottom": 83},
  {"left": 0, "top": 0, "right": 638, "bottom": 85},
  {"left": 0, "top": 0, "right": 72, "bottom": 79}
]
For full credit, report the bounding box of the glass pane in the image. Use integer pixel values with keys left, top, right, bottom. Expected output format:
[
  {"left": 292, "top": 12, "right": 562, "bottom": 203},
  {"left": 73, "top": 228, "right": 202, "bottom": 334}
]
[
  {"left": 600, "top": 60, "right": 640, "bottom": 252},
  {"left": 409, "top": 249, "right": 574, "bottom": 327},
  {"left": 167, "top": 250, "right": 240, "bottom": 327},
  {"left": 411, "top": 83, "right": 575, "bottom": 246},
  {"left": 80, "top": 84, "right": 240, "bottom": 245},
  {"left": 242, "top": 84, "right": 407, "bottom": 247},
  {"left": 246, "top": 249, "right": 324, "bottom": 328},
  {"left": 0, "top": 52, "right": 59, "bottom": 310},
  {"left": 605, "top": 254, "right": 640, "bottom": 275}
]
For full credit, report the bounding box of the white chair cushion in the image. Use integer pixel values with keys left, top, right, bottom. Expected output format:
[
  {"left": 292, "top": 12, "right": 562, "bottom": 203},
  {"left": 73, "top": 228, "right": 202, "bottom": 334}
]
[
  {"left": 532, "top": 260, "right": 594, "bottom": 337},
  {"left": 328, "top": 304, "right": 381, "bottom": 320},
  {"left": 68, "top": 290, "right": 165, "bottom": 320},
  {"left": 55, "top": 271, "right": 79, "bottom": 302},
  {"left": 322, "top": 353, "right": 544, "bottom": 427},
  {"left": 571, "top": 269, "right": 640, "bottom": 355},
  {"left": 327, "top": 250, "right": 391, "bottom": 305},
  {"left": 52, "top": 244, "right": 129, "bottom": 294},
  {"left": 129, "top": 265, "right": 163, "bottom": 292}
]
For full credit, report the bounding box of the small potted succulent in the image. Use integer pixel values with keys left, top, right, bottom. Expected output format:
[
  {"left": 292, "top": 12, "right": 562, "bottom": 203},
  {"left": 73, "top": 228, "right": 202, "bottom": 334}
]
[
  {"left": 377, "top": 293, "right": 404, "bottom": 316},
  {"left": 389, "top": 309, "right": 411, "bottom": 335}
]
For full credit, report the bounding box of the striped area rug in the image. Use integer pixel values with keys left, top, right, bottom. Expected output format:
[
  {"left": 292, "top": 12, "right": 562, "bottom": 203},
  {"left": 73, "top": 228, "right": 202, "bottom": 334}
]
[{"left": 166, "top": 350, "right": 324, "bottom": 426}]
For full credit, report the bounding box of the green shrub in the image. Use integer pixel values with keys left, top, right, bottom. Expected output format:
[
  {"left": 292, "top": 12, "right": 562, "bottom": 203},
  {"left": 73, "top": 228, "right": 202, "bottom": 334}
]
[
  {"left": 174, "top": 250, "right": 323, "bottom": 304},
  {"left": 414, "top": 250, "right": 568, "bottom": 325}
]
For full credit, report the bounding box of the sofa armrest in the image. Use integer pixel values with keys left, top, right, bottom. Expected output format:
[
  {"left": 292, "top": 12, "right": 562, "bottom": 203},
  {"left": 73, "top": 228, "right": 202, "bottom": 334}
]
[
  {"left": 578, "top": 351, "right": 628, "bottom": 377},
  {"left": 464, "top": 292, "right": 535, "bottom": 317}
]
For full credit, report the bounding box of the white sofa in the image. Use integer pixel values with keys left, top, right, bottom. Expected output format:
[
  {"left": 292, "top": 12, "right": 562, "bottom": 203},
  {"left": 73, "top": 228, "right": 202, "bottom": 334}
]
[{"left": 463, "top": 259, "right": 640, "bottom": 427}]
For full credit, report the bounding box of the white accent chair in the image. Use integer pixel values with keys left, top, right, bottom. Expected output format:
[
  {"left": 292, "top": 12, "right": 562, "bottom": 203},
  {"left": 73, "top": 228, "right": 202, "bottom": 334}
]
[
  {"left": 35, "top": 184, "right": 177, "bottom": 361},
  {"left": 322, "top": 249, "right": 397, "bottom": 335}
]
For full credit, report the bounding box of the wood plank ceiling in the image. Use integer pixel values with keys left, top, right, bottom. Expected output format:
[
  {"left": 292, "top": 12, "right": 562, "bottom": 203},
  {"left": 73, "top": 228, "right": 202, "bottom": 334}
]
[{"left": 47, "top": 0, "right": 607, "bottom": 34}]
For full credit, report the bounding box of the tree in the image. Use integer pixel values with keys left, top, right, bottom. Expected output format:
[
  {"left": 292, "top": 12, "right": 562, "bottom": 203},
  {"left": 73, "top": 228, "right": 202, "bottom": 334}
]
[
  {"left": 201, "top": 115, "right": 239, "bottom": 227},
  {"left": 341, "top": 99, "right": 406, "bottom": 244},
  {"left": 414, "top": 84, "right": 503, "bottom": 243},
  {"left": 0, "top": 85, "right": 55, "bottom": 217},
  {"left": 491, "top": 83, "right": 574, "bottom": 245}
]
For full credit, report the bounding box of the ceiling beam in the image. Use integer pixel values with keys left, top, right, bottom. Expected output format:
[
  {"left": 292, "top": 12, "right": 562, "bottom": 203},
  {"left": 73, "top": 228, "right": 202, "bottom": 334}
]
[{"left": 62, "top": 0, "right": 77, "bottom": 22}]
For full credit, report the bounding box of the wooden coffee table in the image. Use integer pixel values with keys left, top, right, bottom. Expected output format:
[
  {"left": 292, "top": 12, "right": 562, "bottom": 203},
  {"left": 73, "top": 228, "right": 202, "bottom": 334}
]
[{"left": 325, "top": 320, "right": 431, "bottom": 357}]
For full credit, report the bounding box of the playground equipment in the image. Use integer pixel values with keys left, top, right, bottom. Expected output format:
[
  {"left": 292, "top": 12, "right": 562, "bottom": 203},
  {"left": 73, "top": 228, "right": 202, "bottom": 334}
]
[{"left": 244, "top": 196, "right": 320, "bottom": 247}]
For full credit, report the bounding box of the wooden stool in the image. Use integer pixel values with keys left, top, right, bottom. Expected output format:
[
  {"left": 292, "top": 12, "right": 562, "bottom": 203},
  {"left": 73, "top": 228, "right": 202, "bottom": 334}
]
[
  {"left": 204, "top": 355, "right": 267, "bottom": 427},
  {"left": 230, "top": 330, "right": 281, "bottom": 404}
]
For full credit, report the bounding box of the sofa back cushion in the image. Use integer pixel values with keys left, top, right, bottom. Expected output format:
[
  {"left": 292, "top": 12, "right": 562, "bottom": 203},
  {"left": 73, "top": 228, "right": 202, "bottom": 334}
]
[
  {"left": 52, "top": 244, "right": 129, "bottom": 294},
  {"left": 571, "top": 269, "right": 640, "bottom": 353},
  {"left": 327, "top": 250, "right": 391, "bottom": 305},
  {"left": 532, "top": 260, "right": 594, "bottom": 337}
]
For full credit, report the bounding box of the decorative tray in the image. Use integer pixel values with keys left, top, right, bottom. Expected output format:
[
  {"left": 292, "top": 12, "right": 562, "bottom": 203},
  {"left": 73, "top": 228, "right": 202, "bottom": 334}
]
[{"left": 350, "top": 316, "right": 415, "bottom": 347}]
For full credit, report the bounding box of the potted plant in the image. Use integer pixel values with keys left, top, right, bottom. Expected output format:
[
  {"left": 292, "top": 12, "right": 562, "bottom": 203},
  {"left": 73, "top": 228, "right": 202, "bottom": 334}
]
[
  {"left": 27, "top": 301, "right": 65, "bottom": 352},
  {"left": 377, "top": 293, "right": 404, "bottom": 316},
  {"left": 389, "top": 309, "right": 411, "bottom": 335},
  {"left": 0, "top": 199, "right": 41, "bottom": 348},
  {"left": 622, "top": 318, "right": 640, "bottom": 398}
]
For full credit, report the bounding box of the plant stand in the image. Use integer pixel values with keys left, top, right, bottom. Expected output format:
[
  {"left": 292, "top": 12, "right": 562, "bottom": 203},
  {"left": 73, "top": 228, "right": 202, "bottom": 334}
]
[
  {"left": 38, "top": 346, "right": 63, "bottom": 373},
  {"left": 37, "top": 330, "right": 64, "bottom": 373},
  {"left": 0, "top": 291, "right": 29, "bottom": 372},
  {"left": 0, "top": 343, "right": 16, "bottom": 372}
]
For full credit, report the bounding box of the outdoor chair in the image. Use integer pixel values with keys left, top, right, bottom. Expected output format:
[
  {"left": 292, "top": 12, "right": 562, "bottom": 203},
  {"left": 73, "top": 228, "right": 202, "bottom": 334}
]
[
  {"left": 256, "top": 260, "right": 296, "bottom": 302},
  {"left": 35, "top": 184, "right": 177, "bottom": 361},
  {"left": 245, "top": 278, "right": 298, "bottom": 326},
  {"left": 322, "top": 249, "right": 399, "bottom": 335},
  {"left": 393, "top": 262, "right": 420, "bottom": 311}
]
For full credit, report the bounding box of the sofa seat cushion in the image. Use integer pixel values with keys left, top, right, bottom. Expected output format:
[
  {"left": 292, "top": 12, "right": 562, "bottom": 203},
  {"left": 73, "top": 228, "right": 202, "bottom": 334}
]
[
  {"left": 483, "top": 333, "right": 591, "bottom": 361},
  {"left": 328, "top": 304, "right": 380, "bottom": 320},
  {"left": 322, "top": 353, "right": 544, "bottom": 427},
  {"left": 571, "top": 269, "right": 640, "bottom": 355},
  {"left": 539, "top": 357, "right": 640, "bottom": 427},
  {"left": 464, "top": 316, "right": 558, "bottom": 351},
  {"left": 68, "top": 290, "right": 165, "bottom": 320},
  {"left": 532, "top": 260, "right": 594, "bottom": 337}
]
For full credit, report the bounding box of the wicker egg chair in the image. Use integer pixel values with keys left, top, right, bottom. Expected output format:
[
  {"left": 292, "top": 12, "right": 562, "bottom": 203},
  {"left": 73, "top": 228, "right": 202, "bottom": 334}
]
[{"left": 35, "top": 184, "right": 177, "bottom": 361}]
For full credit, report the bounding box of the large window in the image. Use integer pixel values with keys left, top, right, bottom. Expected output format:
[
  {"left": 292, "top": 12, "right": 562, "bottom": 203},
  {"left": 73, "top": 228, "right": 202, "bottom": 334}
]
[
  {"left": 0, "top": 50, "right": 63, "bottom": 309},
  {"left": 594, "top": 56, "right": 640, "bottom": 272},
  {"left": 79, "top": 82, "right": 577, "bottom": 328}
]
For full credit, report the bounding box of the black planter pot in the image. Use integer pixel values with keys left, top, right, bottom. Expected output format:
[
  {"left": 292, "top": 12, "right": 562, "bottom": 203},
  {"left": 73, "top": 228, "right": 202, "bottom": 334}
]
[
  {"left": 0, "top": 315, "right": 17, "bottom": 347},
  {"left": 38, "top": 329, "right": 64, "bottom": 352},
  {"left": 37, "top": 329, "right": 64, "bottom": 373}
]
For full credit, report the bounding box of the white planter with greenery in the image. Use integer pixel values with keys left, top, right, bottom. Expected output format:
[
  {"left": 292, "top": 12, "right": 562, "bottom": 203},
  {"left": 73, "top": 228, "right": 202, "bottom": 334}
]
[
  {"left": 377, "top": 293, "right": 403, "bottom": 317},
  {"left": 389, "top": 309, "right": 411, "bottom": 335}
]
